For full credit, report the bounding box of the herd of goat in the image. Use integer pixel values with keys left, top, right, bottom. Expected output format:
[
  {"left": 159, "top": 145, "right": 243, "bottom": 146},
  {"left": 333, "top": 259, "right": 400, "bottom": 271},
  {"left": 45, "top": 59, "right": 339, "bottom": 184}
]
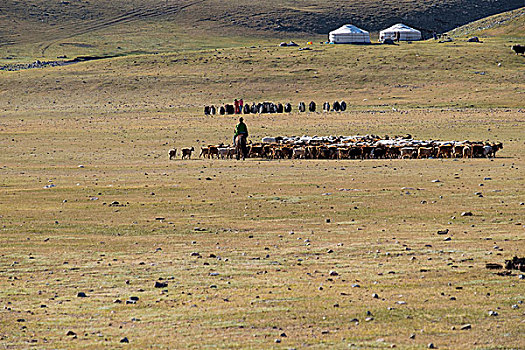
[
  {"left": 170, "top": 135, "right": 503, "bottom": 160},
  {"left": 204, "top": 101, "right": 347, "bottom": 115}
]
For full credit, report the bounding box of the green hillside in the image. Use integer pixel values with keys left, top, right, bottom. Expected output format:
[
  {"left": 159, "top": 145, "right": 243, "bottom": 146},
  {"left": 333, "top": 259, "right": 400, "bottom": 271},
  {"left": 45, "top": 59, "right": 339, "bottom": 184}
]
[
  {"left": 449, "top": 7, "right": 525, "bottom": 39},
  {"left": 1, "top": 0, "right": 524, "bottom": 63}
]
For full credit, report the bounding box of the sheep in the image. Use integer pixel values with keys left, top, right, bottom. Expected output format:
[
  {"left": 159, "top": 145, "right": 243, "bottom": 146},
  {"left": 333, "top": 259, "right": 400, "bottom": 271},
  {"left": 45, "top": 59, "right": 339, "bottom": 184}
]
[
  {"left": 181, "top": 147, "right": 195, "bottom": 159},
  {"left": 168, "top": 148, "right": 177, "bottom": 160}
]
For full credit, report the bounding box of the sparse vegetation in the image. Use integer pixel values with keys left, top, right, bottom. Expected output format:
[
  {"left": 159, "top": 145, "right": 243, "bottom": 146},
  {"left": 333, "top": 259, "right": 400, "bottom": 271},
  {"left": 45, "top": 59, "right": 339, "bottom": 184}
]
[{"left": 0, "top": 4, "right": 524, "bottom": 350}]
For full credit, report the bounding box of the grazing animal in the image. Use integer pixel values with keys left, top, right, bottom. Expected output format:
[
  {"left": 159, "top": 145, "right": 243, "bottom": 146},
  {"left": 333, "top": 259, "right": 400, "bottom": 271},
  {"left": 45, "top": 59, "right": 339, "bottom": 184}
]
[
  {"left": 386, "top": 146, "right": 401, "bottom": 159},
  {"left": 181, "top": 147, "right": 195, "bottom": 159},
  {"left": 168, "top": 148, "right": 177, "bottom": 160},
  {"left": 512, "top": 45, "right": 525, "bottom": 55},
  {"left": 361, "top": 146, "right": 373, "bottom": 159},
  {"left": 340, "top": 101, "right": 347, "bottom": 111},
  {"left": 316, "top": 146, "right": 330, "bottom": 159},
  {"left": 204, "top": 106, "right": 210, "bottom": 115},
  {"left": 452, "top": 145, "right": 464, "bottom": 158},
  {"left": 248, "top": 145, "right": 264, "bottom": 158},
  {"left": 235, "top": 134, "right": 248, "bottom": 160},
  {"left": 437, "top": 145, "right": 453, "bottom": 158},
  {"left": 333, "top": 101, "right": 340, "bottom": 112},
  {"left": 462, "top": 145, "right": 472, "bottom": 158},
  {"left": 199, "top": 146, "right": 209, "bottom": 158},
  {"left": 207, "top": 145, "right": 219, "bottom": 159},
  {"left": 298, "top": 102, "right": 306, "bottom": 112},
  {"left": 277, "top": 103, "right": 284, "bottom": 113},
  {"left": 309, "top": 101, "right": 316, "bottom": 112},
  {"left": 323, "top": 102, "right": 330, "bottom": 112},
  {"left": 243, "top": 104, "right": 250, "bottom": 114},
  {"left": 219, "top": 106, "right": 226, "bottom": 115},
  {"left": 292, "top": 147, "right": 306, "bottom": 159},
  {"left": 284, "top": 103, "right": 292, "bottom": 113},
  {"left": 272, "top": 148, "right": 284, "bottom": 159},
  {"left": 471, "top": 143, "right": 485, "bottom": 157},
  {"left": 281, "top": 146, "right": 293, "bottom": 159},
  {"left": 217, "top": 147, "right": 234, "bottom": 159},
  {"left": 418, "top": 147, "right": 433, "bottom": 159},
  {"left": 348, "top": 146, "right": 361, "bottom": 159},
  {"left": 400, "top": 147, "right": 417, "bottom": 159},
  {"left": 210, "top": 105, "right": 216, "bottom": 115},
  {"left": 371, "top": 147, "right": 386, "bottom": 159},
  {"left": 490, "top": 142, "right": 503, "bottom": 157},
  {"left": 225, "top": 104, "right": 235, "bottom": 115},
  {"left": 337, "top": 147, "right": 350, "bottom": 159}
]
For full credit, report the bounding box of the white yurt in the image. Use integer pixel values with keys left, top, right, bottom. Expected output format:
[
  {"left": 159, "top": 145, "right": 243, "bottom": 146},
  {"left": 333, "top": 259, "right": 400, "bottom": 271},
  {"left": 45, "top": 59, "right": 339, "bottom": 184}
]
[
  {"left": 329, "top": 24, "right": 371, "bottom": 44},
  {"left": 379, "top": 23, "right": 422, "bottom": 41}
]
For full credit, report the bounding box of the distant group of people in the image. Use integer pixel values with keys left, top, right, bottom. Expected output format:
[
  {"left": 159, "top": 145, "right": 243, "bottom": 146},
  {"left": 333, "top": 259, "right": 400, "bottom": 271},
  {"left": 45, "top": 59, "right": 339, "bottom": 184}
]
[{"left": 204, "top": 100, "right": 347, "bottom": 116}]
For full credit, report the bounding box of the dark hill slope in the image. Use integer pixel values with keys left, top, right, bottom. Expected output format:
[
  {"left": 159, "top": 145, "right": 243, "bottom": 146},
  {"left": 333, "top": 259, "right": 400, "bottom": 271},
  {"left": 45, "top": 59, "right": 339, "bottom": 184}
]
[{"left": 1, "top": 0, "right": 524, "bottom": 47}]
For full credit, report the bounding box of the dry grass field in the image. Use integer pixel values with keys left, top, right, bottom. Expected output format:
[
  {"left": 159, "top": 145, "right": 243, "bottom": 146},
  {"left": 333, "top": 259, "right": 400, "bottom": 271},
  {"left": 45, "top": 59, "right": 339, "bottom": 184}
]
[{"left": 1, "top": 7, "right": 525, "bottom": 350}]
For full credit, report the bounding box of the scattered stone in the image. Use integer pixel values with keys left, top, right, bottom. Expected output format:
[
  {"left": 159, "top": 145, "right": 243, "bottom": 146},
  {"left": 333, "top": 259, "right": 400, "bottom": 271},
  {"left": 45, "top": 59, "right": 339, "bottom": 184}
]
[
  {"left": 120, "top": 337, "right": 129, "bottom": 343},
  {"left": 485, "top": 263, "right": 503, "bottom": 269},
  {"left": 66, "top": 331, "right": 76, "bottom": 336},
  {"left": 326, "top": 218, "right": 331, "bottom": 223},
  {"left": 372, "top": 293, "right": 379, "bottom": 299},
  {"left": 351, "top": 284, "right": 360, "bottom": 288},
  {"left": 190, "top": 252, "right": 201, "bottom": 257},
  {"left": 431, "top": 179, "right": 440, "bottom": 183},
  {"left": 327, "top": 249, "right": 334, "bottom": 254},
  {"left": 511, "top": 304, "right": 519, "bottom": 309},
  {"left": 488, "top": 310, "right": 498, "bottom": 316},
  {"left": 154, "top": 281, "right": 168, "bottom": 288},
  {"left": 428, "top": 343, "right": 436, "bottom": 349},
  {"left": 280, "top": 332, "right": 287, "bottom": 337},
  {"left": 409, "top": 334, "right": 415, "bottom": 339},
  {"left": 113, "top": 299, "right": 122, "bottom": 303},
  {"left": 274, "top": 339, "right": 281, "bottom": 343},
  {"left": 329, "top": 270, "right": 338, "bottom": 276},
  {"left": 444, "top": 237, "right": 452, "bottom": 241},
  {"left": 460, "top": 324, "right": 472, "bottom": 330},
  {"left": 77, "top": 292, "right": 87, "bottom": 298},
  {"left": 437, "top": 229, "right": 449, "bottom": 235},
  {"left": 461, "top": 212, "right": 473, "bottom": 217},
  {"left": 365, "top": 317, "right": 374, "bottom": 322},
  {"left": 129, "top": 296, "right": 139, "bottom": 301}
]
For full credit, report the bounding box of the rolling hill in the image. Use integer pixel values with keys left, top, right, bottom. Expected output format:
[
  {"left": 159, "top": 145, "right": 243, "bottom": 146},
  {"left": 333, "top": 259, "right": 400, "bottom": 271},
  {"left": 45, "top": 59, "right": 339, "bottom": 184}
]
[
  {"left": 1, "top": 0, "right": 524, "bottom": 62},
  {"left": 448, "top": 6, "right": 525, "bottom": 38}
]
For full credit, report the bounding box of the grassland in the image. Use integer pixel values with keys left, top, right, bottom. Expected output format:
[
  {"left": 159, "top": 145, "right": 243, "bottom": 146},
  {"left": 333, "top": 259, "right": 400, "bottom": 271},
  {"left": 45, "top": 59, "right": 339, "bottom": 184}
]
[
  {"left": 2, "top": 0, "right": 524, "bottom": 64},
  {"left": 1, "top": 7, "right": 525, "bottom": 350}
]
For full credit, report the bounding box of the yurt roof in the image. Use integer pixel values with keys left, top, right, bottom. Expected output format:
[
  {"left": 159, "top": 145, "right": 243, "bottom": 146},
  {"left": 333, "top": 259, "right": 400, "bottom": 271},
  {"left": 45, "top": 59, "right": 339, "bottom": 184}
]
[
  {"left": 381, "top": 23, "right": 421, "bottom": 33},
  {"left": 330, "top": 24, "right": 369, "bottom": 35}
]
